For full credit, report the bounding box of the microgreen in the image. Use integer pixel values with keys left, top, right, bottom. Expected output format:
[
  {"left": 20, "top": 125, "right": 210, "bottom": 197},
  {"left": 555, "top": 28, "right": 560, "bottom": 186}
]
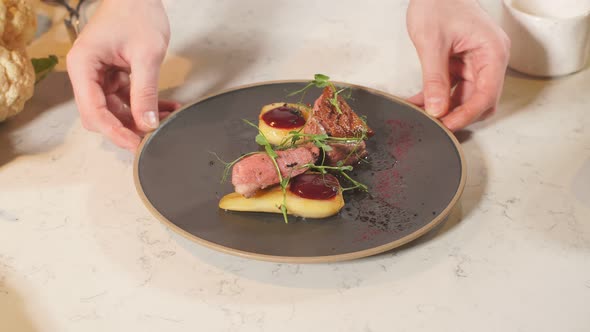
[
  {"left": 209, "top": 151, "right": 259, "bottom": 184},
  {"left": 287, "top": 74, "right": 351, "bottom": 114},
  {"left": 278, "top": 131, "right": 366, "bottom": 150}
]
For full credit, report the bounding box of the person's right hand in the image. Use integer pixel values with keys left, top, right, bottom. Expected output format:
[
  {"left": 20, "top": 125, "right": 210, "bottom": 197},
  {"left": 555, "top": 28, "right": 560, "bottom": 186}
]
[
  {"left": 66, "top": 0, "right": 180, "bottom": 151},
  {"left": 406, "top": 0, "right": 511, "bottom": 132}
]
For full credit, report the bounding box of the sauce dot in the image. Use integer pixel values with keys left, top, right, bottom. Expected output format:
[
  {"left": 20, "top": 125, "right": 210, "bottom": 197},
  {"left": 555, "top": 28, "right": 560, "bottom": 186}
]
[
  {"left": 289, "top": 173, "right": 340, "bottom": 200},
  {"left": 261, "top": 106, "right": 306, "bottom": 129}
]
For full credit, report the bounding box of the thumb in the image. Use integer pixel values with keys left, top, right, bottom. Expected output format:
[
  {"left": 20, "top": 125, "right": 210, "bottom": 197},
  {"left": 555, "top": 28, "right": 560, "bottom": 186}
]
[
  {"left": 130, "top": 61, "right": 161, "bottom": 132},
  {"left": 417, "top": 45, "right": 451, "bottom": 118}
]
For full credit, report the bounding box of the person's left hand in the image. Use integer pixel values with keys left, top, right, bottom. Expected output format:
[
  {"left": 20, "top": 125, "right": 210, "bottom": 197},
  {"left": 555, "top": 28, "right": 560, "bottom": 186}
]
[{"left": 406, "top": 0, "right": 511, "bottom": 132}]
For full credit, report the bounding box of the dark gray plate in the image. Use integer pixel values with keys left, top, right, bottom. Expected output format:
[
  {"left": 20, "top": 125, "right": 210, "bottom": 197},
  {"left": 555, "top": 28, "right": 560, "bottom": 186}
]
[{"left": 134, "top": 81, "right": 465, "bottom": 263}]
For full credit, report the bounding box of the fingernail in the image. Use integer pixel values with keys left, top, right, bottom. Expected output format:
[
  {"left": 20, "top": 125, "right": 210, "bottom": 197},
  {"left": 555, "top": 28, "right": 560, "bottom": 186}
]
[
  {"left": 443, "top": 118, "right": 460, "bottom": 132},
  {"left": 425, "top": 97, "right": 444, "bottom": 117},
  {"left": 143, "top": 111, "right": 159, "bottom": 129}
]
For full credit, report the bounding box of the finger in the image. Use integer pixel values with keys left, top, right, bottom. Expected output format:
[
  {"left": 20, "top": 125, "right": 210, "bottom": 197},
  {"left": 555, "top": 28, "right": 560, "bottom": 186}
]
[
  {"left": 66, "top": 49, "right": 101, "bottom": 132},
  {"left": 95, "top": 108, "right": 142, "bottom": 151},
  {"left": 407, "top": 91, "right": 424, "bottom": 107},
  {"left": 159, "top": 111, "right": 173, "bottom": 120},
  {"left": 109, "top": 99, "right": 177, "bottom": 135},
  {"left": 109, "top": 95, "right": 177, "bottom": 125},
  {"left": 106, "top": 94, "right": 135, "bottom": 128},
  {"left": 449, "top": 80, "right": 475, "bottom": 111},
  {"left": 407, "top": 73, "right": 462, "bottom": 110},
  {"left": 104, "top": 70, "right": 131, "bottom": 95},
  {"left": 83, "top": 92, "right": 140, "bottom": 150},
  {"left": 130, "top": 60, "right": 162, "bottom": 132},
  {"left": 442, "top": 61, "right": 506, "bottom": 131},
  {"left": 130, "top": 113, "right": 172, "bottom": 137},
  {"left": 449, "top": 57, "right": 472, "bottom": 82},
  {"left": 448, "top": 56, "right": 476, "bottom": 111},
  {"left": 415, "top": 42, "right": 452, "bottom": 118},
  {"left": 67, "top": 49, "right": 141, "bottom": 150},
  {"left": 442, "top": 89, "right": 495, "bottom": 132},
  {"left": 158, "top": 100, "right": 181, "bottom": 113}
]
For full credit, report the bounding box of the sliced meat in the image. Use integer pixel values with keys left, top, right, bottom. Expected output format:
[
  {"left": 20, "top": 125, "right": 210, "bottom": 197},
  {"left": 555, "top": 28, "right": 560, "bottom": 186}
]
[
  {"left": 306, "top": 86, "right": 374, "bottom": 138},
  {"left": 325, "top": 141, "right": 368, "bottom": 166},
  {"left": 304, "top": 86, "right": 373, "bottom": 166},
  {"left": 232, "top": 146, "right": 320, "bottom": 197}
]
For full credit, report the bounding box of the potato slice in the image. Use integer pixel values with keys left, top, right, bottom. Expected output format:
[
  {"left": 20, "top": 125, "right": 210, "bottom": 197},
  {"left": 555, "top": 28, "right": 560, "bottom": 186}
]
[
  {"left": 219, "top": 184, "right": 344, "bottom": 219},
  {"left": 258, "top": 103, "right": 311, "bottom": 146}
]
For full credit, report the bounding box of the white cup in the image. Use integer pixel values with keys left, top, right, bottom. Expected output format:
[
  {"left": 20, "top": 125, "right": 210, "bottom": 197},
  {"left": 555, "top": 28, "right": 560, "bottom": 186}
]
[{"left": 501, "top": 0, "right": 590, "bottom": 77}]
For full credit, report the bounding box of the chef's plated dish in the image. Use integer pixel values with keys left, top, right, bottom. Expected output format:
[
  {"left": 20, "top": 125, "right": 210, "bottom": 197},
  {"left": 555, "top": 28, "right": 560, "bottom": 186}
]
[{"left": 134, "top": 76, "right": 466, "bottom": 263}]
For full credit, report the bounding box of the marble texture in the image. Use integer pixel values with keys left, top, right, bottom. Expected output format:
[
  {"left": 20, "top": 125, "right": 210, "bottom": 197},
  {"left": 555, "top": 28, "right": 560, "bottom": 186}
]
[{"left": 0, "top": 0, "right": 589, "bottom": 331}]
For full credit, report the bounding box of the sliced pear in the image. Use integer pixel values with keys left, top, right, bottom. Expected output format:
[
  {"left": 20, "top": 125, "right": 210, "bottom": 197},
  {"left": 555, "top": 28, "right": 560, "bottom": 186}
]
[
  {"left": 258, "top": 103, "right": 311, "bottom": 146},
  {"left": 219, "top": 185, "right": 344, "bottom": 219}
]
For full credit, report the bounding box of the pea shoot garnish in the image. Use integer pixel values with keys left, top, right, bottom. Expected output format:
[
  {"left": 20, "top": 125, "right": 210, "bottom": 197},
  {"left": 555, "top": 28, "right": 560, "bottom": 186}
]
[
  {"left": 287, "top": 74, "right": 351, "bottom": 114},
  {"left": 210, "top": 151, "right": 259, "bottom": 184}
]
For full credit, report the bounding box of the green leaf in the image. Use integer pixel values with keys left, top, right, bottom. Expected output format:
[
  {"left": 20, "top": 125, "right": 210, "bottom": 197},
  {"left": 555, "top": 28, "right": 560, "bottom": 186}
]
[
  {"left": 316, "top": 134, "right": 329, "bottom": 140},
  {"left": 255, "top": 134, "right": 268, "bottom": 146},
  {"left": 313, "top": 80, "right": 330, "bottom": 88},
  {"left": 321, "top": 144, "right": 333, "bottom": 152},
  {"left": 336, "top": 160, "right": 344, "bottom": 167},
  {"left": 312, "top": 74, "right": 331, "bottom": 88},
  {"left": 31, "top": 55, "right": 58, "bottom": 84},
  {"left": 314, "top": 73, "right": 330, "bottom": 82}
]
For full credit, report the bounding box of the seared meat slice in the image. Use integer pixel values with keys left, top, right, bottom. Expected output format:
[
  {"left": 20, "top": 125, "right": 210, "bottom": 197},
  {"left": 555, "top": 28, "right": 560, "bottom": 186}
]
[
  {"left": 323, "top": 141, "right": 368, "bottom": 166},
  {"left": 304, "top": 86, "right": 373, "bottom": 166},
  {"left": 232, "top": 146, "right": 320, "bottom": 197},
  {"left": 307, "top": 86, "right": 374, "bottom": 138}
]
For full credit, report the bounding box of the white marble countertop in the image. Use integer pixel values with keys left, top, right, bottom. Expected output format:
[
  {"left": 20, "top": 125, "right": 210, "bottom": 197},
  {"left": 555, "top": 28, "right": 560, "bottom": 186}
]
[{"left": 1, "top": 1, "right": 589, "bottom": 331}]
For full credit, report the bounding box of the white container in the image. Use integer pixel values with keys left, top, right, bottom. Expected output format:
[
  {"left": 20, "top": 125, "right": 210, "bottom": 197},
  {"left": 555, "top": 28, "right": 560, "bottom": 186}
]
[{"left": 501, "top": 0, "right": 590, "bottom": 77}]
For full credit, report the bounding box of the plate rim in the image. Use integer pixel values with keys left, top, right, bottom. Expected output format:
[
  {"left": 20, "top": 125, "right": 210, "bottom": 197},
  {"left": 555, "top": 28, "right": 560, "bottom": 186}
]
[{"left": 133, "top": 79, "right": 467, "bottom": 263}]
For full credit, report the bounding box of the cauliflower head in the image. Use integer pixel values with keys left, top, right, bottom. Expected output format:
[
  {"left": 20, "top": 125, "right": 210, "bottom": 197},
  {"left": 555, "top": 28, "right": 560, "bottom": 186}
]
[
  {"left": 0, "top": 44, "right": 34, "bottom": 121},
  {"left": 0, "top": 0, "right": 37, "bottom": 49}
]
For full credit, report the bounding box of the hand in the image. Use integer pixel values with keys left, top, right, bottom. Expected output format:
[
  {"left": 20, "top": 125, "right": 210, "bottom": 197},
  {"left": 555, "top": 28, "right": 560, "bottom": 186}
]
[
  {"left": 66, "top": 0, "right": 180, "bottom": 151},
  {"left": 406, "top": 0, "right": 511, "bottom": 131}
]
